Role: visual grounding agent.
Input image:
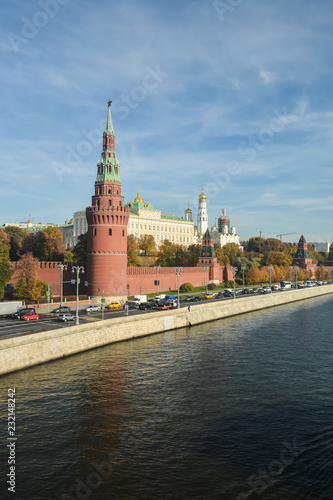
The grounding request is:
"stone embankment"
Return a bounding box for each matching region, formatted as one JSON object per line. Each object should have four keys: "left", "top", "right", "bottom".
{"left": 1, "top": 285, "right": 332, "bottom": 375}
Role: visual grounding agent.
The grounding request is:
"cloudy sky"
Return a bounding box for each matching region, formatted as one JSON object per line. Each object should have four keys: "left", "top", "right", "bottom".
{"left": 1, "top": 0, "right": 333, "bottom": 242}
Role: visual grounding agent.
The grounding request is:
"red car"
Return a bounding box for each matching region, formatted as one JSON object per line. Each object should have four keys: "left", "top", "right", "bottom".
{"left": 21, "top": 311, "right": 39, "bottom": 321}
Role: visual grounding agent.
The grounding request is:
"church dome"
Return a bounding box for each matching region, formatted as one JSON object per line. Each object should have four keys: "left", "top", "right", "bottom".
{"left": 199, "top": 188, "right": 207, "bottom": 202}
{"left": 133, "top": 191, "right": 144, "bottom": 203}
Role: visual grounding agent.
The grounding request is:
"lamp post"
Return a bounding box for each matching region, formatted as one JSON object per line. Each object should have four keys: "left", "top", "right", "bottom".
{"left": 268, "top": 266, "right": 273, "bottom": 293}
{"left": 58, "top": 264, "right": 67, "bottom": 307}
{"left": 204, "top": 266, "right": 210, "bottom": 294}
{"left": 232, "top": 267, "right": 238, "bottom": 299}
{"left": 241, "top": 266, "right": 246, "bottom": 290}
{"left": 72, "top": 266, "right": 84, "bottom": 325}
{"left": 155, "top": 266, "right": 160, "bottom": 297}
{"left": 294, "top": 265, "right": 298, "bottom": 290}
{"left": 174, "top": 267, "right": 182, "bottom": 308}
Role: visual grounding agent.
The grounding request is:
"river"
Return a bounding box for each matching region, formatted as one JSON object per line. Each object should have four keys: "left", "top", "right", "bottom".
{"left": 0, "top": 294, "right": 332, "bottom": 499}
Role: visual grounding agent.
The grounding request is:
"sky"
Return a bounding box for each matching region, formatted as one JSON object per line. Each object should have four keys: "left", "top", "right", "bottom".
{"left": 1, "top": 0, "right": 333, "bottom": 243}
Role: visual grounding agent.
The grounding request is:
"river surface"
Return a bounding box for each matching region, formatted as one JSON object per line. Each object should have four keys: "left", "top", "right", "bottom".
{"left": 0, "top": 295, "right": 332, "bottom": 500}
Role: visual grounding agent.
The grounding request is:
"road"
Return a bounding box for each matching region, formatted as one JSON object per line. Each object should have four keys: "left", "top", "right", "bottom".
{"left": 0, "top": 287, "right": 305, "bottom": 340}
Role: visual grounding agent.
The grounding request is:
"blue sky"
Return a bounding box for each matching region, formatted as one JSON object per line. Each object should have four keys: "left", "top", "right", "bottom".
{"left": 1, "top": 0, "right": 333, "bottom": 243}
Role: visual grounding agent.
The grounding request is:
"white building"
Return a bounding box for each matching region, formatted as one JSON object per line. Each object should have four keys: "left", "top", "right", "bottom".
{"left": 211, "top": 207, "right": 240, "bottom": 247}
{"left": 197, "top": 188, "right": 208, "bottom": 237}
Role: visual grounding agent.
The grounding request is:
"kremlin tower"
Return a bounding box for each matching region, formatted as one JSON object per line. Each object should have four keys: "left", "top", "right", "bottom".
{"left": 197, "top": 187, "right": 208, "bottom": 237}
{"left": 86, "top": 101, "right": 129, "bottom": 301}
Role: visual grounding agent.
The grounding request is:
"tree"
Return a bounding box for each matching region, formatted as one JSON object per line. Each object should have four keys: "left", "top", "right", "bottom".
{"left": 73, "top": 233, "right": 87, "bottom": 263}
{"left": 156, "top": 240, "right": 176, "bottom": 267}
{"left": 0, "top": 243, "right": 13, "bottom": 300}
{"left": 247, "top": 267, "right": 261, "bottom": 285}
{"left": 138, "top": 235, "right": 156, "bottom": 256}
{"left": 222, "top": 243, "right": 243, "bottom": 266}
{"left": 183, "top": 244, "right": 202, "bottom": 267}
{"left": 13, "top": 253, "right": 43, "bottom": 302}
{"left": 41, "top": 227, "right": 66, "bottom": 261}
{"left": 5, "top": 226, "right": 29, "bottom": 261}
{"left": 267, "top": 251, "right": 292, "bottom": 267}
{"left": 127, "top": 235, "right": 139, "bottom": 266}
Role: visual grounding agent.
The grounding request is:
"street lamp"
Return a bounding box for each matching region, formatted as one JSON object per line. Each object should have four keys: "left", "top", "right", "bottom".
{"left": 174, "top": 267, "right": 183, "bottom": 309}
{"left": 241, "top": 266, "right": 246, "bottom": 290}
{"left": 268, "top": 266, "right": 273, "bottom": 293}
{"left": 232, "top": 267, "right": 238, "bottom": 299}
{"left": 294, "top": 265, "right": 298, "bottom": 289}
{"left": 72, "top": 266, "right": 84, "bottom": 325}
{"left": 155, "top": 266, "right": 160, "bottom": 297}
{"left": 58, "top": 264, "right": 67, "bottom": 307}
{"left": 204, "top": 266, "right": 210, "bottom": 294}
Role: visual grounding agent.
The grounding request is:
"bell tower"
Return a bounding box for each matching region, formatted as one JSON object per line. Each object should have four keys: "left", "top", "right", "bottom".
{"left": 86, "top": 101, "right": 129, "bottom": 301}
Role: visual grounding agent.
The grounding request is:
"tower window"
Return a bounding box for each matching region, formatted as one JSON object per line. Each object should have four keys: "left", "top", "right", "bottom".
{"left": 122, "top": 229, "right": 125, "bottom": 237}
{"left": 108, "top": 189, "right": 111, "bottom": 194}
{"left": 93, "top": 228, "right": 96, "bottom": 236}
{"left": 109, "top": 228, "right": 112, "bottom": 236}
{"left": 109, "top": 200, "right": 112, "bottom": 206}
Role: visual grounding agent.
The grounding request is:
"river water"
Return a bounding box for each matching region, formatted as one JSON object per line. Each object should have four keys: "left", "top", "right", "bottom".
{"left": 0, "top": 295, "right": 332, "bottom": 500}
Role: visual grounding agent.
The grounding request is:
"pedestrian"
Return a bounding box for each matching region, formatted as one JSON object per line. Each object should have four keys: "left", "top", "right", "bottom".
{"left": 188, "top": 305, "right": 191, "bottom": 312}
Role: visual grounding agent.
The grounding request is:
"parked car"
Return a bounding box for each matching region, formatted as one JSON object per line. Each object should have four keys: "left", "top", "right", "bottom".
{"left": 216, "top": 292, "right": 224, "bottom": 299}
{"left": 260, "top": 286, "right": 271, "bottom": 294}
{"left": 242, "top": 288, "right": 251, "bottom": 294}
{"left": 51, "top": 306, "right": 71, "bottom": 314}
{"left": 11, "top": 307, "right": 36, "bottom": 319}
{"left": 250, "top": 288, "right": 259, "bottom": 294}
{"left": 223, "top": 290, "right": 233, "bottom": 297}
{"left": 204, "top": 293, "right": 214, "bottom": 299}
{"left": 107, "top": 302, "right": 122, "bottom": 310}
{"left": 21, "top": 311, "right": 39, "bottom": 321}
{"left": 84, "top": 305, "right": 101, "bottom": 313}
{"left": 57, "top": 313, "right": 75, "bottom": 322}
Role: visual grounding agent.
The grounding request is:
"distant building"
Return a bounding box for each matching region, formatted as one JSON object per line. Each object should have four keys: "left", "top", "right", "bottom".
{"left": 197, "top": 187, "right": 208, "bottom": 237}
{"left": 309, "top": 242, "right": 330, "bottom": 253}
{"left": 211, "top": 207, "right": 240, "bottom": 248}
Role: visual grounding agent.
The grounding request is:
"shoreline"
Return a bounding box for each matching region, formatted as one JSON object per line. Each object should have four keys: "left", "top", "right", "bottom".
{"left": 1, "top": 285, "right": 332, "bottom": 376}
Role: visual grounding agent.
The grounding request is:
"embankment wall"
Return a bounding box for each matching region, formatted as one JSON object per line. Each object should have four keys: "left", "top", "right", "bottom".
{"left": 1, "top": 285, "right": 332, "bottom": 376}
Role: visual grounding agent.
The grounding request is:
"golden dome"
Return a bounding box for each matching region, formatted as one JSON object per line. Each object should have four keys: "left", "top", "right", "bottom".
{"left": 185, "top": 207, "right": 192, "bottom": 213}
{"left": 133, "top": 191, "right": 144, "bottom": 203}
{"left": 199, "top": 187, "right": 206, "bottom": 202}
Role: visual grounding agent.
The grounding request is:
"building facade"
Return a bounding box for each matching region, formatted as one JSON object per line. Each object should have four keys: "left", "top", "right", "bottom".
{"left": 211, "top": 207, "right": 240, "bottom": 247}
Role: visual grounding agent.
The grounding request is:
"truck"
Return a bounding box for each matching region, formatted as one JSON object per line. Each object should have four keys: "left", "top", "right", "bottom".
{"left": 0, "top": 301, "right": 23, "bottom": 317}
{"left": 132, "top": 295, "right": 147, "bottom": 304}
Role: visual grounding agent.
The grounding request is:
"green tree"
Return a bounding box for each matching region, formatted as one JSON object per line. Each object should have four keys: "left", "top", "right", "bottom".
{"left": 222, "top": 243, "right": 243, "bottom": 266}
{"left": 5, "top": 226, "right": 29, "bottom": 261}
{"left": 0, "top": 243, "right": 13, "bottom": 300}
{"left": 73, "top": 233, "right": 87, "bottom": 263}
{"left": 41, "top": 227, "right": 66, "bottom": 261}
{"left": 266, "top": 251, "right": 292, "bottom": 267}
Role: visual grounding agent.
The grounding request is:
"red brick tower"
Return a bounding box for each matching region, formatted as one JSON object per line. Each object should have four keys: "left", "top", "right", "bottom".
{"left": 86, "top": 101, "right": 129, "bottom": 301}
{"left": 197, "top": 229, "right": 220, "bottom": 282}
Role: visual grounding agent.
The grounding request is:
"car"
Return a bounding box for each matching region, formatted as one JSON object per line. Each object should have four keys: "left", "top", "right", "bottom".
{"left": 223, "top": 290, "right": 233, "bottom": 297}
{"left": 241, "top": 288, "right": 251, "bottom": 294}
{"left": 11, "top": 307, "right": 36, "bottom": 319}
{"left": 216, "top": 292, "right": 224, "bottom": 299}
{"left": 58, "top": 313, "right": 75, "bottom": 322}
{"left": 139, "top": 302, "right": 153, "bottom": 310}
{"left": 204, "top": 293, "right": 214, "bottom": 299}
{"left": 51, "top": 306, "right": 71, "bottom": 314}
{"left": 84, "top": 305, "right": 101, "bottom": 313}
{"left": 260, "top": 286, "right": 271, "bottom": 294}
{"left": 250, "top": 288, "right": 259, "bottom": 294}
{"left": 272, "top": 285, "right": 279, "bottom": 291}
{"left": 21, "top": 311, "right": 39, "bottom": 321}
{"left": 107, "top": 302, "right": 122, "bottom": 310}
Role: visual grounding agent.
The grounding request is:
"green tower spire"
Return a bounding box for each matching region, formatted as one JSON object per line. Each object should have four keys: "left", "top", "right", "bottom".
{"left": 105, "top": 100, "right": 114, "bottom": 134}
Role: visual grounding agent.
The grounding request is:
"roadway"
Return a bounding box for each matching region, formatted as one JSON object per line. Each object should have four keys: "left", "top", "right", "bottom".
{"left": 0, "top": 289, "right": 288, "bottom": 340}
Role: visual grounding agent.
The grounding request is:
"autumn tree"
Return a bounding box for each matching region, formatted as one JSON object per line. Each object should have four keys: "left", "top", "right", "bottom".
{"left": 247, "top": 267, "right": 261, "bottom": 285}
{"left": 266, "top": 251, "right": 292, "bottom": 267}
{"left": 41, "top": 227, "right": 66, "bottom": 261}
{"left": 127, "top": 235, "right": 139, "bottom": 266}
{"left": 14, "top": 252, "right": 44, "bottom": 302}
{"left": 183, "top": 244, "right": 202, "bottom": 267}
{"left": 0, "top": 243, "right": 13, "bottom": 300}
{"left": 138, "top": 235, "right": 157, "bottom": 256}
{"left": 222, "top": 243, "right": 243, "bottom": 266}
